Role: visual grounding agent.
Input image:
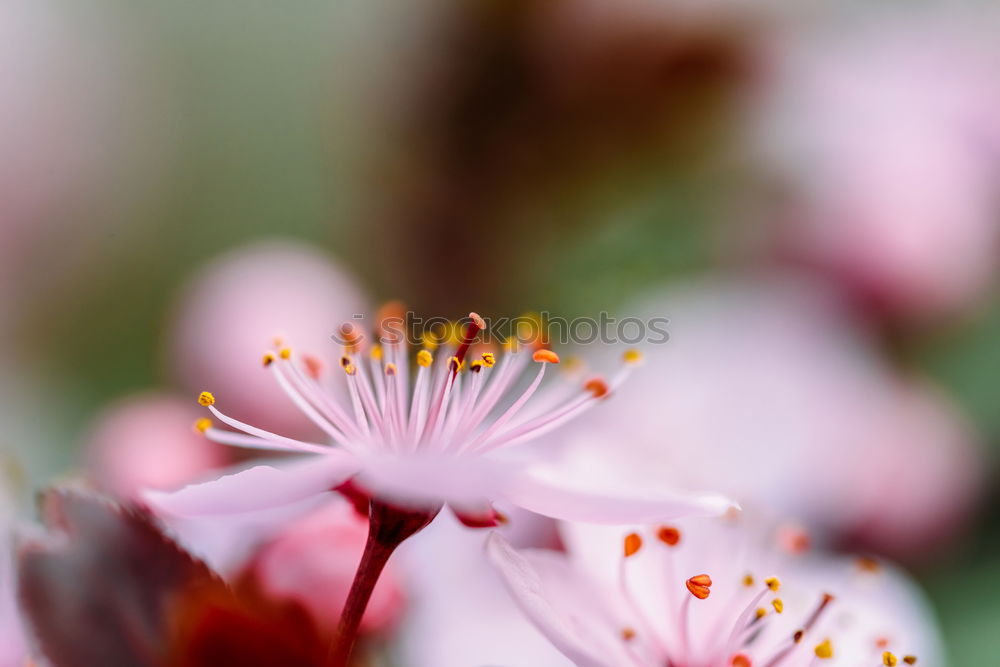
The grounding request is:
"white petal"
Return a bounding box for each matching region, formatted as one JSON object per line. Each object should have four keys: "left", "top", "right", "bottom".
{"left": 485, "top": 533, "right": 628, "bottom": 667}
{"left": 504, "top": 468, "right": 735, "bottom": 524}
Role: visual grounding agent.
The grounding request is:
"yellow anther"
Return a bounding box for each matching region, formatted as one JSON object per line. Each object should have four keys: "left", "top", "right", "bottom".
{"left": 343, "top": 363, "right": 357, "bottom": 376}
{"left": 481, "top": 352, "right": 496, "bottom": 367}
{"left": 197, "top": 391, "right": 215, "bottom": 407}
{"left": 194, "top": 418, "right": 211, "bottom": 434}
{"left": 279, "top": 347, "right": 291, "bottom": 360}
{"left": 772, "top": 598, "right": 784, "bottom": 614}
{"left": 417, "top": 349, "right": 433, "bottom": 367}
{"left": 262, "top": 352, "right": 275, "bottom": 367}
{"left": 765, "top": 577, "right": 781, "bottom": 592}
{"left": 883, "top": 652, "right": 898, "bottom": 667}
{"left": 755, "top": 607, "right": 767, "bottom": 620}
{"left": 384, "top": 363, "right": 398, "bottom": 376}
{"left": 624, "top": 533, "right": 642, "bottom": 557}
{"left": 371, "top": 345, "right": 383, "bottom": 361}
{"left": 743, "top": 574, "right": 755, "bottom": 587}
{"left": 470, "top": 360, "right": 484, "bottom": 372}
{"left": 814, "top": 639, "right": 833, "bottom": 659}
{"left": 448, "top": 356, "right": 463, "bottom": 372}
{"left": 623, "top": 349, "right": 642, "bottom": 364}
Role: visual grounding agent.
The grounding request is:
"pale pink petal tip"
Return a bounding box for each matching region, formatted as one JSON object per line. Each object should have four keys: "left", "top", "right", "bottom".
{"left": 143, "top": 453, "right": 359, "bottom": 518}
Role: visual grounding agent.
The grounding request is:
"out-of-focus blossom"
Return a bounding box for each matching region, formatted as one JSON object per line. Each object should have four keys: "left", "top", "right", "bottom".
{"left": 84, "top": 392, "right": 228, "bottom": 499}
{"left": 149, "top": 309, "right": 732, "bottom": 532}
{"left": 488, "top": 516, "right": 944, "bottom": 666}
{"left": 168, "top": 241, "right": 369, "bottom": 436}
{"left": 19, "top": 490, "right": 328, "bottom": 667}
{"left": 842, "top": 383, "right": 983, "bottom": 558}
{"left": 560, "top": 276, "right": 982, "bottom": 560}
{"left": 751, "top": 15, "right": 1000, "bottom": 321}
{"left": 240, "top": 501, "right": 404, "bottom": 635}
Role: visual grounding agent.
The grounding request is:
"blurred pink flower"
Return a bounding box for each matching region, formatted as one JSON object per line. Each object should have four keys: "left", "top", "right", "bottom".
{"left": 84, "top": 392, "right": 228, "bottom": 499}
{"left": 168, "top": 240, "right": 369, "bottom": 436}
{"left": 560, "top": 276, "right": 982, "bottom": 559}
{"left": 752, "top": 15, "right": 1000, "bottom": 321}
{"left": 488, "top": 516, "right": 943, "bottom": 666}
{"left": 241, "top": 501, "right": 404, "bottom": 635}
{"left": 149, "top": 310, "right": 732, "bottom": 532}
{"left": 843, "top": 382, "right": 983, "bottom": 559}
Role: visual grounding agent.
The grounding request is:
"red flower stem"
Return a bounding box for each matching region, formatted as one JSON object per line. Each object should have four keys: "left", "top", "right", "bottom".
{"left": 328, "top": 500, "right": 438, "bottom": 667}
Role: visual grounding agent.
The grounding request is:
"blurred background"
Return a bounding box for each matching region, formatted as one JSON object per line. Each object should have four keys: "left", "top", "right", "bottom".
{"left": 2, "top": 0, "right": 999, "bottom": 661}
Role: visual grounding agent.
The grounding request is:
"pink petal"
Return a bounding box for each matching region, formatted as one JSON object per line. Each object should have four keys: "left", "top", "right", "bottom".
{"left": 143, "top": 452, "right": 360, "bottom": 517}
{"left": 354, "top": 454, "right": 509, "bottom": 511}
{"left": 484, "top": 533, "right": 626, "bottom": 667}
{"left": 504, "top": 469, "right": 735, "bottom": 524}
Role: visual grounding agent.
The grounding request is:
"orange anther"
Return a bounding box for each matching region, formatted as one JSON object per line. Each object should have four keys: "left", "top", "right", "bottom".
{"left": 686, "top": 574, "right": 712, "bottom": 600}
{"left": 624, "top": 533, "right": 642, "bottom": 557}
{"left": 584, "top": 377, "right": 609, "bottom": 398}
{"left": 533, "top": 349, "right": 560, "bottom": 364}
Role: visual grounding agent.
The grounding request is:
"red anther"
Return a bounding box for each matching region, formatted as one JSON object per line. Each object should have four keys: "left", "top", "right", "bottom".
{"left": 656, "top": 526, "right": 681, "bottom": 546}
{"left": 686, "top": 574, "right": 712, "bottom": 599}
{"left": 584, "top": 377, "right": 609, "bottom": 398}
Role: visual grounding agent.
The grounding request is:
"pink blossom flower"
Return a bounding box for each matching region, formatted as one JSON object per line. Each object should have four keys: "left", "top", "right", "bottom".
{"left": 168, "top": 240, "right": 369, "bottom": 436}
{"left": 751, "top": 15, "right": 1000, "bottom": 321}
{"left": 487, "top": 516, "right": 943, "bottom": 666}
{"left": 148, "top": 309, "right": 732, "bottom": 529}
{"left": 84, "top": 392, "right": 228, "bottom": 499}
{"left": 559, "top": 276, "right": 982, "bottom": 559}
